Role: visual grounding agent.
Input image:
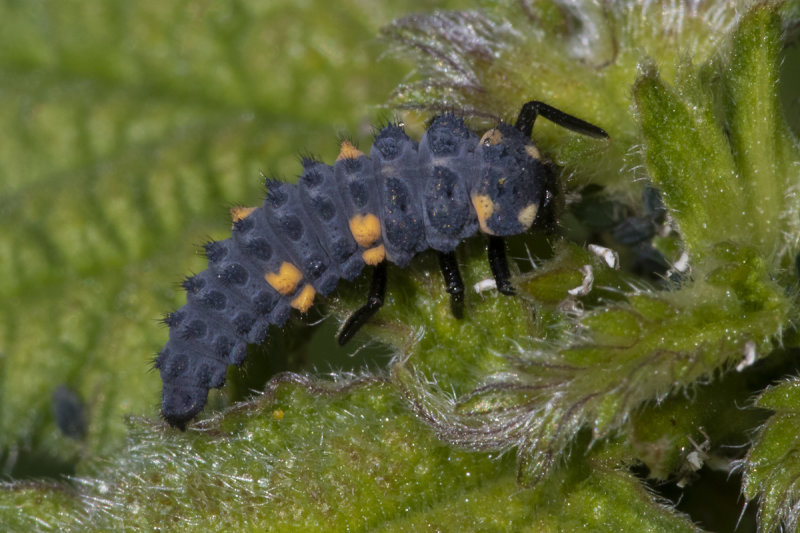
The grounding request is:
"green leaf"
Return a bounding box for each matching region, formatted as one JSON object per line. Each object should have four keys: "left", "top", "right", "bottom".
{"left": 0, "top": 379, "right": 700, "bottom": 531}
{"left": 0, "top": 480, "right": 80, "bottom": 531}
{"left": 393, "top": 241, "right": 791, "bottom": 485}
{"left": 742, "top": 378, "right": 800, "bottom": 532}
{"left": 634, "top": 65, "right": 746, "bottom": 254}
{"left": 722, "top": 6, "right": 798, "bottom": 253}
{"left": 634, "top": 5, "right": 800, "bottom": 260}
{"left": 0, "top": 0, "right": 470, "bottom": 476}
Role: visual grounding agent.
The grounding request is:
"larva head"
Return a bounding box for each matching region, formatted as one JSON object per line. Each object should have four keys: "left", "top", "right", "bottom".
{"left": 471, "top": 123, "right": 553, "bottom": 236}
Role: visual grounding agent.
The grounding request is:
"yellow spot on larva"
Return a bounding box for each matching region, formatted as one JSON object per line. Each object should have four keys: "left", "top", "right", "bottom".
{"left": 265, "top": 262, "right": 303, "bottom": 295}
{"left": 230, "top": 205, "right": 257, "bottom": 222}
{"left": 480, "top": 128, "right": 503, "bottom": 146}
{"left": 273, "top": 409, "right": 285, "bottom": 420}
{"left": 349, "top": 213, "right": 382, "bottom": 247}
{"left": 362, "top": 244, "right": 386, "bottom": 265}
{"left": 517, "top": 203, "right": 538, "bottom": 229}
{"left": 336, "top": 141, "right": 364, "bottom": 161}
{"left": 290, "top": 283, "right": 316, "bottom": 313}
{"left": 471, "top": 193, "right": 495, "bottom": 235}
{"left": 525, "top": 145, "right": 541, "bottom": 160}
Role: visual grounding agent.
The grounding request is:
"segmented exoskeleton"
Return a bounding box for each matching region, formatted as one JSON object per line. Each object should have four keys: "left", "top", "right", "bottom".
{"left": 156, "top": 101, "right": 607, "bottom": 428}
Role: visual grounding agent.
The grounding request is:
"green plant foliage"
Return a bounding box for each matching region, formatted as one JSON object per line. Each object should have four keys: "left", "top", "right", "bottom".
{"left": 2, "top": 0, "right": 800, "bottom": 531}
{"left": 0, "top": 0, "right": 471, "bottom": 476}
{"left": 383, "top": 0, "right": 759, "bottom": 190}
{"left": 741, "top": 377, "right": 800, "bottom": 532}
{"left": 32, "top": 379, "right": 700, "bottom": 531}
{"left": 391, "top": 240, "right": 791, "bottom": 486}
{"left": 0, "top": 480, "right": 79, "bottom": 531}
{"left": 634, "top": 7, "right": 798, "bottom": 260}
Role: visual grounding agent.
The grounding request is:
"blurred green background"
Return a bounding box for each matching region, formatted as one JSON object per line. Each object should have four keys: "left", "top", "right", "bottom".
{"left": 0, "top": 0, "right": 473, "bottom": 479}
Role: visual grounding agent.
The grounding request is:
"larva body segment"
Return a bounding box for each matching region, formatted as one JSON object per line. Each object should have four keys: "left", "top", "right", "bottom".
{"left": 297, "top": 160, "right": 364, "bottom": 282}
{"left": 371, "top": 124, "right": 427, "bottom": 267}
{"left": 418, "top": 114, "right": 481, "bottom": 252}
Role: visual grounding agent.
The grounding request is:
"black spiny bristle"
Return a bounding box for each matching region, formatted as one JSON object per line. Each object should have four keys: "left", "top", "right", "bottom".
{"left": 299, "top": 161, "right": 324, "bottom": 187}
{"left": 265, "top": 177, "right": 288, "bottom": 207}
{"left": 161, "top": 310, "right": 185, "bottom": 327}
{"left": 375, "top": 121, "right": 405, "bottom": 139}
{"left": 181, "top": 275, "right": 205, "bottom": 293}
{"left": 233, "top": 215, "right": 254, "bottom": 233}
{"left": 203, "top": 241, "right": 227, "bottom": 263}
{"left": 299, "top": 152, "right": 321, "bottom": 169}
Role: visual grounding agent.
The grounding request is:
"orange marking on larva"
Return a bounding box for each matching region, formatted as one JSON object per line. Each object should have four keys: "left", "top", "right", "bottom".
{"left": 265, "top": 262, "right": 303, "bottom": 295}
{"left": 362, "top": 244, "right": 386, "bottom": 265}
{"left": 290, "top": 283, "right": 316, "bottom": 312}
{"left": 349, "top": 213, "right": 381, "bottom": 247}
{"left": 230, "top": 206, "right": 257, "bottom": 222}
{"left": 480, "top": 128, "right": 503, "bottom": 146}
{"left": 336, "top": 141, "right": 364, "bottom": 161}
{"left": 470, "top": 193, "right": 495, "bottom": 235}
{"left": 517, "top": 203, "right": 538, "bottom": 229}
{"left": 273, "top": 409, "right": 285, "bottom": 420}
{"left": 524, "top": 145, "right": 541, "bottom": 160}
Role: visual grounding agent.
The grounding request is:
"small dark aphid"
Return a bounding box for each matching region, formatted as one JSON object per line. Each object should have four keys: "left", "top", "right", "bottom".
{"left": 51, "top": 385, "right": 88, "bottom": 440}
{"left": 155, "top": 100, "right": 608, "bottom": 428}
{"left": 571, "top": 184, "right": 670, "bottom": 278}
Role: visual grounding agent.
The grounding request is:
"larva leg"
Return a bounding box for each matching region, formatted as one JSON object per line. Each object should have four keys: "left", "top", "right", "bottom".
{"left": 337, "top": 261, "right": 388, "bottom": 345}
{"left": 437, "top": 251, "right": 464, "bottom": 319}
{"left": 487, "top": 236, "right": 515, "bottom": 295}
{"left": 514, "top": 100, "right": 608, "bottom": 139}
